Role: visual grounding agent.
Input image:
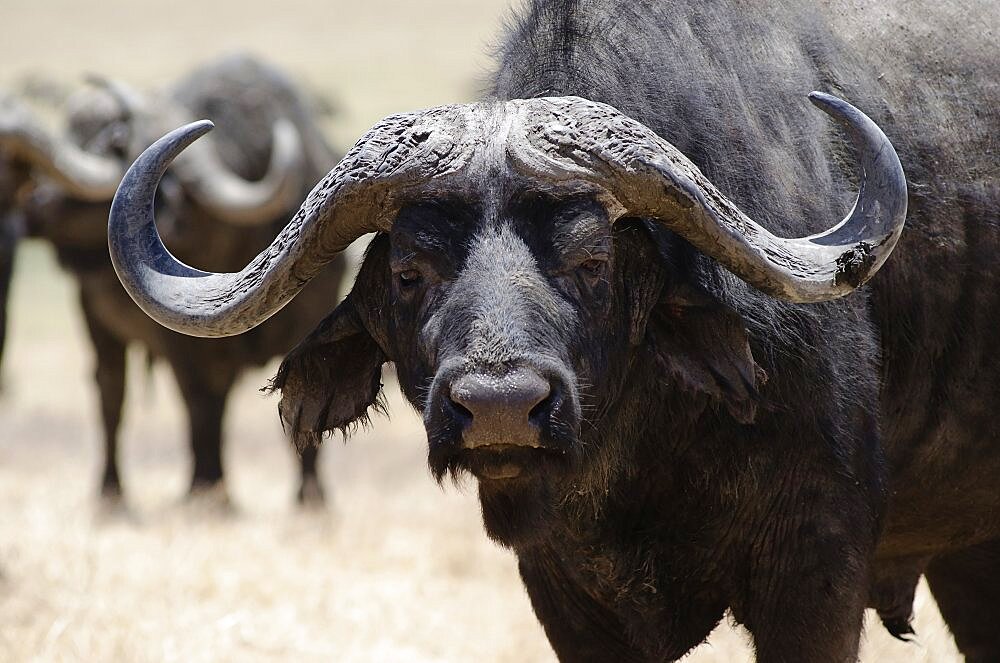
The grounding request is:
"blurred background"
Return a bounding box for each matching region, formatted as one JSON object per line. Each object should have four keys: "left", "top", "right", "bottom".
{"left": 0, "top": 1, "right": 963, "bottom": 661}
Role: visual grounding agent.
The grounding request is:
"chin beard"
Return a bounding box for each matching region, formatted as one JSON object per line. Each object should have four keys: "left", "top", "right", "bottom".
{"left": 425, "top": 422, "right": 584, "bottom": 549}
{"left": 477, "top": 478, "right": 561, "bottom": 550}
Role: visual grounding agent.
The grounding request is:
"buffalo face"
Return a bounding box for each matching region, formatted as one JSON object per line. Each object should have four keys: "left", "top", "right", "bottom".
{"left": 276, "top": 184, "right": 666, "bottom": 546}
{"left": 394, "top": 195, "right": 607, "bottom": 481}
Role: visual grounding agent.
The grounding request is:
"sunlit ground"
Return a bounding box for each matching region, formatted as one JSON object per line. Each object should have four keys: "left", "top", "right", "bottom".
{"left": 0, "top": 1, "right": 964, "bottom": 660}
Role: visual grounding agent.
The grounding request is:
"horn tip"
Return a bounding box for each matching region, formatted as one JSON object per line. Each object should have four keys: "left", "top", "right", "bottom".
{"left": 807, "top": 90, "right": 840, "bottom": 110}
{"left": 807, "top": 91, "right": 863, "bottom": 128}
{"left": 184, "top": 119, "right": 215, "bottom": 140}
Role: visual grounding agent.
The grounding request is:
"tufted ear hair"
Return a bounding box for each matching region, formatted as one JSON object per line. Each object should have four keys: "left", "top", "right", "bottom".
{"left": 614, "top": 219, "right": 670, "bottom": 347}
{"left": 649, "top": 281, "right": 767, "bottom": 425}
{"left": 269, "top": 235, "right": 391, "bottom": 450}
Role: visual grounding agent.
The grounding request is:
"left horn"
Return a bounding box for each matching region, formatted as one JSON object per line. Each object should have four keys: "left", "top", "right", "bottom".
{"left": 510, "top": 93, "right": 908, "bottom": 303}
{"left": 108, "top": 106, "right": 476, "bottom": 337}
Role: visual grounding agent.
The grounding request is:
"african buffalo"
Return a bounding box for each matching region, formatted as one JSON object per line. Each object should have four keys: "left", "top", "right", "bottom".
{"left": 108, "top": 1, "right": 998, "bottom": 661}
{"left": 0, "top": 55, "right": 345, "bottom": 503}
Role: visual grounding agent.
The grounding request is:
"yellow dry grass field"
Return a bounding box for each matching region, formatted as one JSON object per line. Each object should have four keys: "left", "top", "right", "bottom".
{"left": 0, "top": 1, "right": 964, "bottom": 661}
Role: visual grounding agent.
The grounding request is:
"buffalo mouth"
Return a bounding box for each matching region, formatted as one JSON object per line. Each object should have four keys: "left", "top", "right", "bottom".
{"left": 426, "top": 411, "right": 582, "bottom": 485}
{"left": 454, "top": 443, "right": 572, "bottom": 482}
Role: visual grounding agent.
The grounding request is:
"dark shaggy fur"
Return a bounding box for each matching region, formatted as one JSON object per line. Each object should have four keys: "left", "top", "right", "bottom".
{"left": 11, "top": 56, "right": 346, "bottom": 502}
{"left": 275, "top": 1, "right": 999, "bottom": 659}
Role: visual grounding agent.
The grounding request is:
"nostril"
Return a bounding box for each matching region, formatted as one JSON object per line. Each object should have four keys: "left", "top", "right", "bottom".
{"left": 528, "top": 383, "right": 557, "bottom": 423}
{"left": 447, "top": 391, "right": 474, "bottom": 421}
{"left": 519, "top": 372, "right": 551, "bottom": 409}
{"left": 448, "top": 381, "right": 477, "bottom": 419}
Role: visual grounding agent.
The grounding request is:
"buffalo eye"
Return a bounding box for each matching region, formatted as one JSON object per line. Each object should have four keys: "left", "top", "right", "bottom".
{"left": 577, "top": 256, "right": 609, "bottom": 282}
{"left": 398, "top": 268, "right": 423, "bottom": 287}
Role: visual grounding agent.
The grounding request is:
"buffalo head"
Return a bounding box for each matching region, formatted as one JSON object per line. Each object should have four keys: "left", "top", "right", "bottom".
{"left": 107, "top": 94, "right": 906, "bottom": 546}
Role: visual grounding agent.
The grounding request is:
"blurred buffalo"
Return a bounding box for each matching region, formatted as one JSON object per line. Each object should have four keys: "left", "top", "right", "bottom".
{"left": 0, "top": 55, "right": 347, "bottom": 505}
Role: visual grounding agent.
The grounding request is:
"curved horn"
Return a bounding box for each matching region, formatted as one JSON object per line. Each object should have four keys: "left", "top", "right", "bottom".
{"left": 169, "top": 117, "right": 308, "bottom": 225}
{"left": 0, "top": 103, "right": 123, "bottom": 202}
{"left": 509, "top": 92, "right": 907, "bottom": 303}
{"left": 109, "top": 107, "right": 476, "bottom": 337}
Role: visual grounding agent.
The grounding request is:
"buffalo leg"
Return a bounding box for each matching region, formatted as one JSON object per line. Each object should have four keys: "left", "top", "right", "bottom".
{"left": 742, "top": 553, "right": 868, "bottom": 663}
{"left": 0, "top": 221, "right": 15, "bottom": 384}
{"left": 736, "top": 479, "right": 874, "bottom": 663}
{"left": 170, "top": 357, "right": 235, "bottom": 491}
{"left": 79, "top": 292, "right": 127, "bottom": 497}
{"left": 925, "top": 540, "right": 1000, "bottom": 663}
{"left": 296, "top": 445, "right": 325, "bottom": 505}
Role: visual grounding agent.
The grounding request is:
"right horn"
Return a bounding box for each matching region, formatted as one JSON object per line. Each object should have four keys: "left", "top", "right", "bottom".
{"left": 510, "top": 93, "right": 908, "bottom": 303}
{"left": 108, "top": 105, "right": 476, "bottom": 337}
{"left": 0, "top": 98, "right": 123, "bottom": 202}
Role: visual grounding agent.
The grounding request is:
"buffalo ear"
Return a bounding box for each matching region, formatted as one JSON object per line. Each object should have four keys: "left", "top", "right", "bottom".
{"left": 650, "top": 284, "right": 767, "bottom": 424}
{"left": 269, "top": 294, "right": 387, "bottom": 450}
{"left": 614, "top": 219, "right": 670, "bottom": 346}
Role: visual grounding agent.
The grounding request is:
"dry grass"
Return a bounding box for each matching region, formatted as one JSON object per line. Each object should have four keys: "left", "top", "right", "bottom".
{"left": 0, "top": 2, "right": 965, "bottom": 661}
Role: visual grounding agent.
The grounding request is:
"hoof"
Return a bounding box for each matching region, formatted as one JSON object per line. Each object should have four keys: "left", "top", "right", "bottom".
{"left": 95, "top": 491, "right": 137, "bottom": 524}
{"left": 100, "top": 477, "right": 123, "bottom": 499}
{"left": 296, "top": 479, "right": 326, "bottom": 508}
{"left": 185, "top": 481, "right": 235, "bottom": 516}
